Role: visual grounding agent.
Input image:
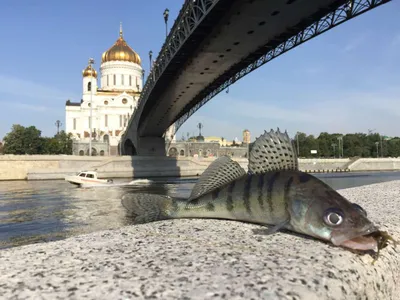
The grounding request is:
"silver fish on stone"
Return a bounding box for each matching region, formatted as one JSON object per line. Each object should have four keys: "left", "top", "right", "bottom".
{"left": 121, "top": 128, "right": 396, "bottom": 253}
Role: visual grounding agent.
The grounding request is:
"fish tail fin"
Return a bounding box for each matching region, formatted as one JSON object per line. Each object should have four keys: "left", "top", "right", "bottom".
{"left": 121, "top": 193, "right": 180, "bottom": 224}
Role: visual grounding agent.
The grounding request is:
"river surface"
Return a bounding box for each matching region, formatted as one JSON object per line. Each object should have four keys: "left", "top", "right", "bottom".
{"left": 1, "top": 171, "right": 400, "bottom": 250}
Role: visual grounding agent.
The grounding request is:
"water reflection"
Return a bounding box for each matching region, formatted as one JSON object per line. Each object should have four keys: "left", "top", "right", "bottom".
{"left": 1, "top": 171, "right": 400, "bottom": 249}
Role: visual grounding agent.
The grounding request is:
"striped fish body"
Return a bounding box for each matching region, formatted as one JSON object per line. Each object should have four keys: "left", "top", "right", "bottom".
{"left": 121, "top": 129, "right": 391, "bottom": 254}
{"left": 172, "top": 170, "right": 299, "bottom": 226}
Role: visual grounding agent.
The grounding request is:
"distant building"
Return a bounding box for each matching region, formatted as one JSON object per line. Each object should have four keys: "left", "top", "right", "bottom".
{"left": 242, "top": 129, "right": 251, "bottom": 144}
{"left": 167, "top": 141, "right": 248, "bottom": 158}
{"left": 65, "top": 24, "right": 176, "bottom": 156}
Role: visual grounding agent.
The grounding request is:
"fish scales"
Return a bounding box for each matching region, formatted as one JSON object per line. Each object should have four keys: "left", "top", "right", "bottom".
{"left": 121, "top": 128, "right": 395, "bottom": 257}
{"left": 175, "top": 172, "right": 294, "bottom": 226}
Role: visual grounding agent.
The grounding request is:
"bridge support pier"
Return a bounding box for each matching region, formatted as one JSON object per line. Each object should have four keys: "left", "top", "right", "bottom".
{"left": 137, "top": 137, "right": 167, "bottom": 156}
{"left": 121, "top": 135, "right": 166, "bottom": 156}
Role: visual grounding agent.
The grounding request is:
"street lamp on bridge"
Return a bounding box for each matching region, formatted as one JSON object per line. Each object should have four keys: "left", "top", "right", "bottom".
{"left": 149, "top": 50, "right": 153, "bottom": 71}
{"left": 163, "top": 8, "right": 169, "bottom": 38}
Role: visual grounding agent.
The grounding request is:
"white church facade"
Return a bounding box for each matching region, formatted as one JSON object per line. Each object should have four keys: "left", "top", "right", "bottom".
{"left": 65, "top": 24, "right": 176, "bottom": 156}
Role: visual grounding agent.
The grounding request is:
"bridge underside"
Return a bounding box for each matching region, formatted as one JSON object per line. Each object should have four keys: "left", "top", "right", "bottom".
{"left": 138, "top": 0, "right": 349, "bottom": 137}
{"left": 122, "top": 0, "right": 390, "bottom": 155}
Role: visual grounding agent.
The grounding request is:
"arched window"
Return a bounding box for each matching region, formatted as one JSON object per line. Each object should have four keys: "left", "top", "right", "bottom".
{"left": 180, "top": 149, "right": 185, "bottom": 156}
{"left": 107, "top": 75, "right": 109, "bottom": 86}
{"left": 103, "top": 134, "right": 109, "bottom": 143}
{"left": 168, "top": 147, "right": 178, "bottom": 157}
{"left": 87, "top": 82, "right": 91, "bottom": 91}
{"left": 129, "top": 75, "right": 132, "bottom": 86}
{"left": 79, "top": 150, "right": 84, "bottom": 156}
{"left": 121, "top": 75, "right": 124, "bottom": 85}
{"left": 113, "top": 74, "right": 116, "bottom": 85}
{"left": 100, "top": 150, "right": 105, "bottom": 156}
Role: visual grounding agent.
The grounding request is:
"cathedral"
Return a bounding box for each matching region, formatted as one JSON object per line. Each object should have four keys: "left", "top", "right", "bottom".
{"left": 65, "top": 24, "right": 175, "bottom": 156}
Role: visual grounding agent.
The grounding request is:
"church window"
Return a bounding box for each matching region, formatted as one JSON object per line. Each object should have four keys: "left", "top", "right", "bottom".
{"left": 73, "top": 118, "right": 76, "bottom": 130}
{"left": 122, "top": 98, "right": 127, "bottom": 104}
{"left": 121, "top": 75, "right": 124, "bottom": 85}
{"left": 107, "top": 75, "right": 109, "bottom": 86}
{"left": 87, "top": 82, "right": 91, "bottom": 91}
{"left": 105, "top": 115, "right": 108, "bottom": 127}
{"left": 104, "top": 100, "right": 108, "bottom": 105}
{"left": 129, "top": 75, "right": 132, "bottom": 86}
{"left": 113, "top": 74, "right": 116, "bottom": 85}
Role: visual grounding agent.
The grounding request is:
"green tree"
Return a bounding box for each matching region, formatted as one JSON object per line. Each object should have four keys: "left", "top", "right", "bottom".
{"left": 42, "top": 130, "right": 73, "bottom": 154}
{"left": 3, "top": 125, "right": 44, "bottom": 154}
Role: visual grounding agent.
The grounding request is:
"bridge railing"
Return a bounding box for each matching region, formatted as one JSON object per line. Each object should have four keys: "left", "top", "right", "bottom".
{"left": 123, "top": 0, "right": 219, "bottom": 140}
{"left": 171, "top": 0, "right": 391, "bottom": 135}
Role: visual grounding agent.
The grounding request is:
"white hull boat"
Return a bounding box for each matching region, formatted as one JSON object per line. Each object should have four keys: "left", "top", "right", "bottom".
{"left": 65, "top": 171, "right": 113, "bottom": 187}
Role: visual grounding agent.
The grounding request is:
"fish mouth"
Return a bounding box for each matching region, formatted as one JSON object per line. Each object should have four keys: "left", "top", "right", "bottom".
{"left": 331, "top": 224, "right": 379, "bottom": 251}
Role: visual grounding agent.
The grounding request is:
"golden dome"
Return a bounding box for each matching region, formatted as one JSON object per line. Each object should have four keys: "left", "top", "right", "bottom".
{"left": 101, "top": 24, "right": 141, "bottom": 65}
{"left": 82, "top": 64, "right": 97, "bottom": 78}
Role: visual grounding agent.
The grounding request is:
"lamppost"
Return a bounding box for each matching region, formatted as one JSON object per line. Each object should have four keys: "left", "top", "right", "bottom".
{"left": 55, "top": 120, "right": 62, "bottom": 135}
{"left": 331, "top": 143, "right": 337, "bottom": 158}
{"left": 197, "top": 122, "right": 203, "bottom": 136}
{"left": 149, "top": 50, "right": 153, "bottom": 71}
{"left": 163, "top": 8, "right": 169, "bottom": 38}
{"left": 337, "top": 136, "right": 343, "bottom": 158}
{"left": 88, "top": 58, "right": 95, "bottom": 156}
{"left": 295, "top": 132, "right": 300, "bottom": 156}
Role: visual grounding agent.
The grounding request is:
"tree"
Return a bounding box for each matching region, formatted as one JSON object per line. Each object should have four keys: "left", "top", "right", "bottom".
{"left": 3, "top": 124, "right": 44, "bottom": 154}
{"left": 42, "top": 130, "right": 73, "bottom": 155}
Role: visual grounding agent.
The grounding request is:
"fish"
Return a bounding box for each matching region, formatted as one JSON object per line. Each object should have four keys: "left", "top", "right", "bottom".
{"left": 121, "top": 128, "right": 396, "bottom": 255}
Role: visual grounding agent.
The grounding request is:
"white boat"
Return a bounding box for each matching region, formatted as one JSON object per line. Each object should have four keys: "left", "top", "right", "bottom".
{"left": 65, "top": 171, "right": 113, "bottom": 187}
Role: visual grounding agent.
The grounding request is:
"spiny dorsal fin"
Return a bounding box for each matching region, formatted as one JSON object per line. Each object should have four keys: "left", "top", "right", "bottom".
{"left": 248, "top": 128, "right": 298, "bottom": 174}
{"left": 188, "top": 156, "right": 246, "bottom": 201}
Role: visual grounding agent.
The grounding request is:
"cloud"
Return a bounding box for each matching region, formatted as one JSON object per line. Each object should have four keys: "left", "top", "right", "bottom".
{"left": 177, "top": 88, "right": 400, "bottom": 141}
{"left": 177, "top": 114, "right": 244, "bottom": 141}
{"left": 0, "top": 74, "right": 79, "bottom": 101}
{"left": 391, "top": 34, "right": 400, "bottom": 47}
{"left": 6, "top": 102, "right": 51, "bottom": 112}
{"left": 341, "top": 34, "right": 368, "bottom": 53}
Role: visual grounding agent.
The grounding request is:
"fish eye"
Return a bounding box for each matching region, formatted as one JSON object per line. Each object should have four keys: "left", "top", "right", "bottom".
{"left": 352, "top": 203, "right": 367, "bottom": 217}
{"left": 323, "top": 209, "right": 344, "bottom": 226}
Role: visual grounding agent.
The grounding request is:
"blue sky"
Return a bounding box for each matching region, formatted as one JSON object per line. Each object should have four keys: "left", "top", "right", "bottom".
{"left": 0, "top": 1, "right": 399, "bottom": 142}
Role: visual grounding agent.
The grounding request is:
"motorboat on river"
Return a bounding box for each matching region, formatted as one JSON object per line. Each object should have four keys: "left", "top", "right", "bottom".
{"left": 65, "top": 171, "right": 113, "bottom": 187}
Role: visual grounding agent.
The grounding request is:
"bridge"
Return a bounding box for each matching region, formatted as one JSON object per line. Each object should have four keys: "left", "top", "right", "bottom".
{"left": 121, "top": 0, "right": 391, "bottom": 156}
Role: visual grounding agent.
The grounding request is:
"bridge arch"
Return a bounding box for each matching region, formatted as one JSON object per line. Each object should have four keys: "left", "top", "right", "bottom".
{"left": 124, "top": 139, "right": 137, "bottom": 156}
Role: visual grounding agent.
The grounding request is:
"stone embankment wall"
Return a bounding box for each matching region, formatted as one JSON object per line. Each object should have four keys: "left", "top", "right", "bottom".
{"left": 1, "top": 155, "right": 400, "bottom": 180}
{"left": 298, "top": 158, "right": 351, "bottom": 173}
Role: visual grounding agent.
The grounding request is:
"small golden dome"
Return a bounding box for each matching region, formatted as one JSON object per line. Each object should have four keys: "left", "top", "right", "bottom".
{"left": 101, "top": 23, "right": 141, "bottom": 65}
{"left": 82, "top": 65, "right": 97, "bottom": 78}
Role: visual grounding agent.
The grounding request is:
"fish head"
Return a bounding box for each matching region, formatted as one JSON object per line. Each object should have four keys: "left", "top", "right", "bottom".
{"left": 287, "top": 172, "right": 378, "bottom": 251}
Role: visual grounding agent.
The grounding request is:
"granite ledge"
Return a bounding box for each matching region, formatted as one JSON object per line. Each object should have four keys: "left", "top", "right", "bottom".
{"left": 0, "top": 180, "right": 399, "bottom": 300}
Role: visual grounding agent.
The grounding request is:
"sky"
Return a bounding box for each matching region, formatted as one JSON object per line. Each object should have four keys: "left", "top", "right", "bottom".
{"left": 0, "top": 0, "right": 399, "bottom": 142}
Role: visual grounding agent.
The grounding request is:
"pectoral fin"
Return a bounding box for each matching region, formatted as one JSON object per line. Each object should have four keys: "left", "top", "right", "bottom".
{"left": 252, "top": 219, "right": 290, "bottom": 235}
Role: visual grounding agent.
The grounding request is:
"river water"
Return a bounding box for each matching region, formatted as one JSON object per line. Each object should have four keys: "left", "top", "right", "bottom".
{"left": 1, "top": 171, "right": 400, "bottom": 250}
